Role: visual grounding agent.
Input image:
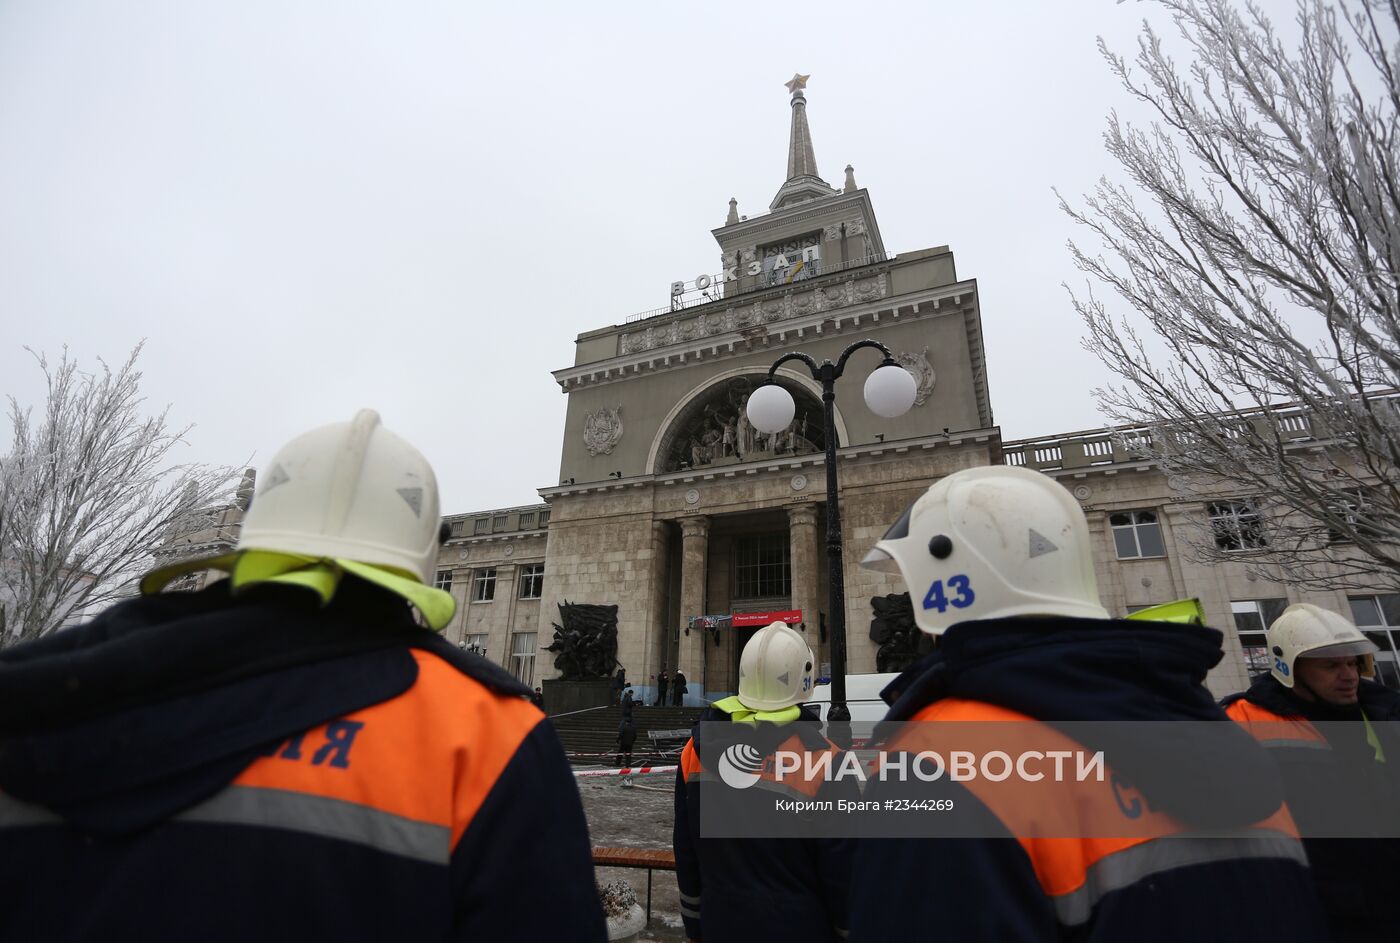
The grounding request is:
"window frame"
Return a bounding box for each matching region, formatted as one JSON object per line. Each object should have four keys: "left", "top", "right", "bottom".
{"left": 1108, "top": 509, "right": 1166, "bottom": 560}
{"left": 519, "top": 563, "right": 544, "bottom": 600}
{"left": 1230, "top": 598, "right": 1288, "bottom": 678}
{"left": 1208, "top": 499, "right": 1268, "bottom": 552}
{"left": 1349, "top": 593, "right": 1400, "bottom": 689}
{"left": 433, "top": 569, "right": 454, "bottom": 592}
{"left": 732, "top": 532, "right": 793, "bottom": 601}
{"left": 471, "top": 567, "right": 497, "bottom": 602}
{"left": 509, "top": 632, "right": 538, "bottom": 687}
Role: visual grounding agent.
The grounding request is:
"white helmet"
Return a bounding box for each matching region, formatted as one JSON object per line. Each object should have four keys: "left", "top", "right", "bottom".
{"left": 1266, "top": 603, "right": 1378, "bottom": 688}
{"left": 738, "top": 622, "right": 815, "bottom": 711}
{"left": 237, "top": 409, "right": 442, "bottom": 585}
{"left": 860, "top": 465, "right": 1109, "bottom": 634}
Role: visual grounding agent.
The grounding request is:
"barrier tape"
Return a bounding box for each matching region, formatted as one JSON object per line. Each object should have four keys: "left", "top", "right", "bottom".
{"left": 573, "top": 765, "right": 679, "bottom": 778}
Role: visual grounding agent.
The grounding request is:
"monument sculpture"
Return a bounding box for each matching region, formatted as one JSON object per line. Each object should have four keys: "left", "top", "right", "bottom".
{"left": 869, "top": 592, "right": 932, "bottom": 673}
{"left": 546, "top": 600, "right": 620, "bottom": 679}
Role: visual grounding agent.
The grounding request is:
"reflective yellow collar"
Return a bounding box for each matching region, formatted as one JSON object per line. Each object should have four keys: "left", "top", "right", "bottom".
{"left": 140, "top": 550, "right": 455, "bottom": 631}
{"left": 713, "top": 695, "right": 802, "bottom": 726}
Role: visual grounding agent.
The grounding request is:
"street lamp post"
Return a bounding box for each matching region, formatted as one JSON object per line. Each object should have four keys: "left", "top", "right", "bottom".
{"left": 747, "top": 339, "right": 916, "bottom": 733}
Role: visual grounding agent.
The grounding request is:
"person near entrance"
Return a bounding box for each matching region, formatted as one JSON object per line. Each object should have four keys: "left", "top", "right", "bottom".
{"left": 1223, "top": 603, "right": 1400, "bottom": 942}
{"left": 673, "top": 621, "right": 853, "bottom": 942}
{"left": 657, "top": 670, "right": 670, "bottom": 707}
{"left": 672, "top": 669, "right": 688, "bottom": 706}
{"left": 849, "top": 465, "right": 1325, "bottom": 941}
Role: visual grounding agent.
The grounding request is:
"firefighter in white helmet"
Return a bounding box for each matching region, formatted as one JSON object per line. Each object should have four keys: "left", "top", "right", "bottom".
{"left": 0, "top": 410, "right": 605, "bottom": 941}
{"left": 848, "top": 465, "right": 1325, "bottom": 941}
{"left": 1224, "top": 603, "right": 1400, "bottom": 940}
{"left": 673, "top": 621, "right": 854, "bottom": 942}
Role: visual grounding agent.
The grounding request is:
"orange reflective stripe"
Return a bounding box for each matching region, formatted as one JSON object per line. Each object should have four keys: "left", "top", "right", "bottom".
{"left": 903, "top": 698, "right": 1303, "bottom": 903}
{"left": 1224, "top": 699, "right": 1328, "bottom": 748}
{"left": 233, "top": 650, "right": 542, "bottom": 849}
{"left": 680, "top": 731, "right": 835, "bottom": 798}
{"left": 681, "top": 739, "right": 701, "bottom": 782}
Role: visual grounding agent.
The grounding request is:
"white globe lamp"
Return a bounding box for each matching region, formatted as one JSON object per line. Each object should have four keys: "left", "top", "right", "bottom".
{"left": 747, "top": 383, "right": 796, "bottom": 434}
{"left": 863, "top": 364, "right": 917, "bottom": 418}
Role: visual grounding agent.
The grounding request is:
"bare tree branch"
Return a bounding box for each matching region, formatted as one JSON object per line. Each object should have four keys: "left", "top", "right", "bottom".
{"left": 0, "top": 345, "right": 240, "bottom": 645}
{"left": 1062, "top": 0, "right": 1400, "bottom": 590}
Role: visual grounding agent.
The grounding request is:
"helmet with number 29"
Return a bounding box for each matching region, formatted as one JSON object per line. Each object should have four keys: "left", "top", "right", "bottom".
{"left": 860, "top": 465, "right": 1110, "bottom": 635}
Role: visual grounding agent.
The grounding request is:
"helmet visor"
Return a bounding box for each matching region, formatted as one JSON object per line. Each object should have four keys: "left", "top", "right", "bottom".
{"left": 880, "top": 501, "right": 916, "bottom": 542}
{"left": 860, "top": 498, "right": 917, "bottom": 572}
{"left": 860, "top": 545, "right": 901, "bottom": 572}
{"left": 1299, "top": 638, "right": 1380, "bottom": 660}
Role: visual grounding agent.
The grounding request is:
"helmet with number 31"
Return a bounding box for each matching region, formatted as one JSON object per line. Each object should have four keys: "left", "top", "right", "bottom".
{"left": 860, "top": 465, "right": 1110, "bottom": 635}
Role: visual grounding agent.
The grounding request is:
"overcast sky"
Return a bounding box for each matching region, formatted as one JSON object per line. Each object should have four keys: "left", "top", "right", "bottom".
{"left": 0, "top": 1, "right": 1263, "bottom": 514}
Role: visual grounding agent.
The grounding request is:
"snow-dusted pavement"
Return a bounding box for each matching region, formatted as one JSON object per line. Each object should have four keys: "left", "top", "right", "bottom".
{"left": 579, "top": 769, "right": 687, "bottom": 942}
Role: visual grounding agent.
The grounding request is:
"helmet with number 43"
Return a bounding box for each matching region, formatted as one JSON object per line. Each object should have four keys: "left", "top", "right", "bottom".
{"left": 860, "top": 465, "right": 1110, "bottom": 635}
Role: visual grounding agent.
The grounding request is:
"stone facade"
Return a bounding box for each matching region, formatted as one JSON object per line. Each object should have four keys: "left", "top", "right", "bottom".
{"left": 1003, "top": 431, "right": 1399, "bottom": 696}
{"left": 438, "top": 505, "right": 550, "bottom": 688}
{"left": 426, "top": 79, "right": 1398, "bottom": 708}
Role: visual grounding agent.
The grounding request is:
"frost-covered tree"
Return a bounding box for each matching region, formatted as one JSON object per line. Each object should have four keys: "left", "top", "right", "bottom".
{"left": 0, "top": 345, "right": 238, "bottom": 645}
{"left": 1061, "top": 0, "right": 1400, "bottom": 588}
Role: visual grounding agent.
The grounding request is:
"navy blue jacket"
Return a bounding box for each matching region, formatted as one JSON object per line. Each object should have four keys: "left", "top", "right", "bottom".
{"left": 0, "top": 580, "right": 605, "bottom": 942}
{"left": 850, "top": 617, "right": 1328, "bottom": 942}
{"left": 1224, "top": 674, "right": 1400, "bottom": 942}
{"left": 674, "top": 703, "right": 854, "bottom": 942}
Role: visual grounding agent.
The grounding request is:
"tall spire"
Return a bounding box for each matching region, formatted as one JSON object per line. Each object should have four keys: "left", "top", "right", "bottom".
{"left": 770, "top": 73, "right": 838, "bottom": 211}
{"left": 785, "top": 73, "right": 819, "bottom": 180}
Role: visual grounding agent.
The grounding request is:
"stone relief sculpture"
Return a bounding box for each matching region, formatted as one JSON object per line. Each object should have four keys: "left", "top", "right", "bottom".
{"left": 895, "top": 347, "right": 937, "bottom": 406}
{"left": 869, "top": 592, "right": 933, "bottom": 673}
{"left": 546, "top": 601, "right": 620, "bottom": 679}
{"left": 583, "top": 405, "right": 624, "bottom": 456}
{"left": 660, "top": 377, "right": 824, "bottom": 473}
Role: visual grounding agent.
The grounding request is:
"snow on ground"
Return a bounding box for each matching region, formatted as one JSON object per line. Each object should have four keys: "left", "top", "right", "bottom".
{"left": 579, "top": 769, "right": 687, "bottom": 942}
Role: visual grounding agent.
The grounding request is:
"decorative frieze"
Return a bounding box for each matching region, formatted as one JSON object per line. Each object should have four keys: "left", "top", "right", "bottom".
{"left": 619, "top": 273, "right": 889, "bottom": 355}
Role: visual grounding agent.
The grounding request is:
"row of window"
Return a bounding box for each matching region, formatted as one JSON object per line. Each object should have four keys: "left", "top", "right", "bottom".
{"left": 1111, "top": 491, "right": 1382, "bottom": 560}
{"left": 433, "top": 563, "right": 545, "bottom": 602}
{"left": 1109, "top": 501, "right": 1267, "bottom": 560}
{"left": 450, "top": 509, "right": 550, "bottom": 539}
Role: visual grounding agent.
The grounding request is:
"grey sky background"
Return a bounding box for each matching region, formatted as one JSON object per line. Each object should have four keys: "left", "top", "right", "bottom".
{"left": 0, "top": 1, "right": 1259, "bottom": 513}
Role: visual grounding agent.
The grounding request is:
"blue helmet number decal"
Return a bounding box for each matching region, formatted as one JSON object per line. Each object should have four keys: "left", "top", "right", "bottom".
{"left": 923, "top": 574, "right": 975, "bottom": 613}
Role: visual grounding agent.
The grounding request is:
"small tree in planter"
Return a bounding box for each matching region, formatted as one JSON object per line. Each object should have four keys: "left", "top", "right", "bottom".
{"left": 598, "top": 879, "right": 645, "bottom": 942}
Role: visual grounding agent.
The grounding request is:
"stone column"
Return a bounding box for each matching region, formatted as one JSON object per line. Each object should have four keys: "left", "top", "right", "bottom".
{"left": 678, "top": 516, "right": 710, "bottom": 697}
{"left": 646, "top": 520, "right": 672, "bottom": 694}
{"left": 788, "top": 503, "right": 820, "bottom": 638}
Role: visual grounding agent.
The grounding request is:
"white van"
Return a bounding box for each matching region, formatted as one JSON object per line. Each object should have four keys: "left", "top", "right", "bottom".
{"left": 806, "top": 673, "right": 900, "bottom": 723}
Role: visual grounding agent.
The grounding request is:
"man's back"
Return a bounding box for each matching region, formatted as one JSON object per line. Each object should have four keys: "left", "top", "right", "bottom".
{"left": 851, "top": 618, "right": 1328, "bottom": 941}
{"left": 0, "top": 581, "right": 605, "bottom": 942}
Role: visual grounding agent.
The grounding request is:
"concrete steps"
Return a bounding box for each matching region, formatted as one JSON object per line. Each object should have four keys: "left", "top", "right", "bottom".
{"left": 550, "top": 705, "right": 705, "bottom": 764}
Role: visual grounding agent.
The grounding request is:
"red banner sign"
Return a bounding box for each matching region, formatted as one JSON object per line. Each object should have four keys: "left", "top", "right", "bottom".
{"left": 731, "top": 609, "right": 803, "bottom": 627}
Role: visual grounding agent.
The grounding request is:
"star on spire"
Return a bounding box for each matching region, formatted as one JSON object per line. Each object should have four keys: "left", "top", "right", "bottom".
{"left": 784, "top": 73, "right": 810, "bottom": 95}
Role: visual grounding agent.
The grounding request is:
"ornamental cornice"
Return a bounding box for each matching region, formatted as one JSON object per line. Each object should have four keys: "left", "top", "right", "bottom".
{"left": 536, "top": 427, "right": 1000, "bottom": 498}
{"left": 552, "top": 278, "right": 980, "bottom": 393}
{"left": 710, "top": 190, "right": 875, "bottom": 240}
